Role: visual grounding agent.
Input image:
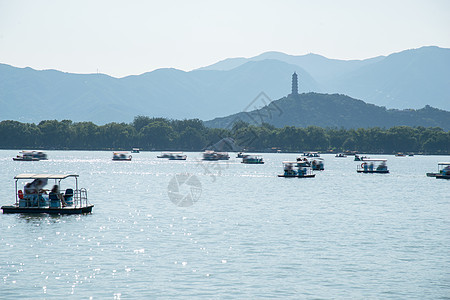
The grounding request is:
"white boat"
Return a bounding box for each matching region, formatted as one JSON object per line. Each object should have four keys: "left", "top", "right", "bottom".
{"left": 357, "top": 159, "right": 389, "bottom": 173}
{"left": 311, "top": 158, "right": 325, "bottom": 170}
{"left": 297, "top": 156, "right": 324, "bottom": 170}
{"left": 168, "top": 153, "right": 187, "bottom": 160}
{"left": 131, "top": 148, "right": 140, "bottom": 153}
{"left": 278, "top": 161, "right": 315, "bottom": 178}
{"left": 242, "top": 155, "right": 264, "bottom": 164}
{"left": 296, "top": 156, "right": 311, "bottom": 167}
{"left": 1, "top": 173, "right": 93, "bottom": 214}
{"left": 202, "top": 150, "right": 230, "bottom": 161}
{"left": 335, "top": 153, "right": 347, "bottom": 158}
{"left": 354, "top": 154, "right": 369, "bottom": 161}
{"left": 157, "top": 152, "right": 183, "bottom": 158}
{"left": 236, "top": 152, "right": 248, "bottom": 158}
{"left": 112, "top": 152, "right": 132, "bottom": 161}
{"left": 427, "top": 162, "right": 450, "bottom": 179}
{"left": 13, "top": 150, "right": 47, "bottom": 161}
{"left": 303, "top": 152, "right": 320, "bottom": 158}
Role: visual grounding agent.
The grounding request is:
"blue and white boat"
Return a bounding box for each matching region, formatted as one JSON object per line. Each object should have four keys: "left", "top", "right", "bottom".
{"left": 278, "top": 161, "right": 315, "bottom": 178}
{"left": 13, "top": 150, "right": 47, "bottom": 161}
{"left": 1, "top": 174, "right": 93, "bottom": 214}
{"left": 311, "top": 158, "right": 324, "bottom": 171}
{"left": 202, "top": 150, "right": 230, "bottom": 161}
{"left": 168, "top": 153, "right": 187, "bottom": 160}
{"left": 303, "top": 152, "right": 320, "bottom": 158}
{"left": 427, "top": 162, "right": 450, "bottom": 179}
{"left": 242, "top": 155, "right": 264, "bottom": 164}
{"left": 357, "top": 159, "right": 389, "bottom": 174}
{"left": 112, "top": 152, "right": 132, "bottom": 161}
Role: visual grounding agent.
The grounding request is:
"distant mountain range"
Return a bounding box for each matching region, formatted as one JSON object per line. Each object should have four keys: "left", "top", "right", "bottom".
{"left": 199, "top": 46, "right": 450, "bottom": 110}
{"left": 0, "top": 60, "right": 318, "bottom": 124}
{"left": 204, "top": 93, "right": 450, "bottom": 131}
{"left": 0, "top": 46, "right": 449, "bottom": 124}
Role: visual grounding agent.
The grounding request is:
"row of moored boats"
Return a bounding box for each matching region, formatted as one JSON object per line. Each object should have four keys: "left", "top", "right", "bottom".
{"left": 12, "top": 150, "right": 449, "bottom": 179}
{"left": 4, "top": 150, "right": 449, "bottom": 215}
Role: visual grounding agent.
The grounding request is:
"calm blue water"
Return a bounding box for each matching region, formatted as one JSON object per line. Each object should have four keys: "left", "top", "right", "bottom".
{"left": 1, "top": 150, "right": 449, "bottom": 298}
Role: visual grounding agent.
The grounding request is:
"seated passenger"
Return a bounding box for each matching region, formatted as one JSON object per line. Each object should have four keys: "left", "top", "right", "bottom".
{"left": 51, "top": 185, "right": 67, "bottom": 206}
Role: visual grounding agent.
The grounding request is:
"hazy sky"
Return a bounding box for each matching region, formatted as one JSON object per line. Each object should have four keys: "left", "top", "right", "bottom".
{"left": 1, "top": 0, "right": 449, "bottom": 77}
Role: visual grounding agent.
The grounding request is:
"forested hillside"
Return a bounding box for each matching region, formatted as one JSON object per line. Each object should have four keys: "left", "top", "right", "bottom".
{"left": 205, "top": 93, "right": 450, "bottom": 130}
{"left": 1, "top": 117, "right": 448, "bottom": 154}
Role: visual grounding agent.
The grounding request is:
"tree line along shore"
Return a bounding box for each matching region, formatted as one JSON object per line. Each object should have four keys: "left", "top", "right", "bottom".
{"left": 0, "top": 116, "right": 449, "bottom": 154}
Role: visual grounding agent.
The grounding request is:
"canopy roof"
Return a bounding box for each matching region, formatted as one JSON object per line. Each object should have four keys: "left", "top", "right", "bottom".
{"left": 14, "top": 174, "right": 78, "bottom": 180}
{"left": 438, "top": 162, "right": 450, "bottom": 165}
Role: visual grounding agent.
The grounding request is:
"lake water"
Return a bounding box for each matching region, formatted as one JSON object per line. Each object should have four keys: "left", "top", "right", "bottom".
{"left": 1, "top": 150, "right": 449, "bottom": 299}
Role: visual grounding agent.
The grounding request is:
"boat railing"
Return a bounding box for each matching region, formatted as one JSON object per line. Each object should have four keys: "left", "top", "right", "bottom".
{"left": 74, "top": 188, "right": 88, "bottom": 207}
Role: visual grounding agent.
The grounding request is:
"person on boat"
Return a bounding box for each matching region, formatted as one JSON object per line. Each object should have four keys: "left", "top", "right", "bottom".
{"left": 24, "top": 178, "right": 46, "bottom": 194}
{"left": 50, "top": 185, "right": 67, "bottom": 207}
{"left": 24, "top": 182, "right": 35, "bottom": 195}
{"left": 284, "top": 163, "right": 295, "bottom": 175}
{"left": 23, "top": 178, "right": 48, "bottom": 206}
{"left": 377, "top": 161, "right": 387, "bottom": 171}
{"left": 369, "top": 163, "right": 374, "bottom": 171}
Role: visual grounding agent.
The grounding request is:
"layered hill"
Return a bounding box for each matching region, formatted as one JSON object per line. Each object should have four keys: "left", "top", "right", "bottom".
{"left": 0, "top": 60, "right": 317, "bottom": 124}
{"left": 1, "top": 46, "right": 449, "bottom": 124}
{"left": 200, "top": 46, "right": 450, "bottom": 111}
{"left": 204, "top": 93, "right": 450, "bottom": 131}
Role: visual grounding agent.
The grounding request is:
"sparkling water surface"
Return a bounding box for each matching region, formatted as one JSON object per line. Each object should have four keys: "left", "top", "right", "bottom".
{"left": 1, "top": 150, "right": 449, "bottom": 298}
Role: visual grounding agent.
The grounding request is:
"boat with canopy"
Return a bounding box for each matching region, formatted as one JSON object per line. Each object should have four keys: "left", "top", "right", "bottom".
{"left": 278, "top": 161, "right": 315, "bottom": 178}
{"left": 1, "top": 174, "right": 93, "bottom": 214}
{"left": 357, "top": 159, "right": 389, "bottom": 174}
{"left": 427, "top": 162, "right": 450, "bottom": 179}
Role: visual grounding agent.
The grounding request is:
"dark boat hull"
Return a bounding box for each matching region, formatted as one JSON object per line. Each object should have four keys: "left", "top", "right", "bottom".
{"left": 1, "top": 205, "right": 94, "bottom": 214}
{"left": 435, "top": 174, "right": 450, "bottom": 179}
{"left": 12, "top": 158, "right": 39, "bottom": 161}
{"left": 278, "top": 174, "right": 315, "bottom": 178}
{"left": 426, "top": 172, "right": 439, "bottom": 177}
{"left": 357, "top": 170, "right": 389, "bottom": 174}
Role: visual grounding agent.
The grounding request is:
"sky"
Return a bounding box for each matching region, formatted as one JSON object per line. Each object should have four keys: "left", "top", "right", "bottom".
{"left": 0, "top": 0, "right": 449, "bottom": 78}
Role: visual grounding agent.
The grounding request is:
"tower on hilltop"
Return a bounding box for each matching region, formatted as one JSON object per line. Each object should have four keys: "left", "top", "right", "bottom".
{"left": 291, "top": 72, "right": 298, "bottom": 95}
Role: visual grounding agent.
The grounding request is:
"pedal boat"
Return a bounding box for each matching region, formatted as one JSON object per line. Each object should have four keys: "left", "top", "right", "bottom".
{"left": 242, "top": 155, "right": 264, "bottom": 164}
{"left": 168, "top": 153, "right": 187, "bottom": 160}
{"left": 357, "top": 159, "right": 389, "bottom": 174}
{"left": 1, "top": 174, "right": 93, "bottom": 214}
{"left": 12, "top": 150, "right": 47, "bottom": 161}
{"left": 427, "top": 162, "right": 450, "bottom": 179}
{"left": 112, "top": 152, "right": 132, "bottom": 161}
{"left": 278, "top": 162, "right": 315, "bottom": 178}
